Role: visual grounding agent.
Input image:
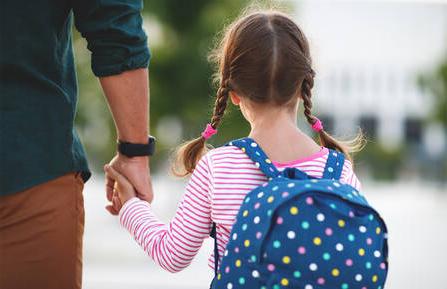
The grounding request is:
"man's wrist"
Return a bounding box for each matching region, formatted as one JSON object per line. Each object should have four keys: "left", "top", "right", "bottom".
{"left": 117, "top": 136, "right": 155, "bottom": 157}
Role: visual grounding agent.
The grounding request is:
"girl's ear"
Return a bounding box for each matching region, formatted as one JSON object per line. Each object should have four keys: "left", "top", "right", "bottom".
{"left": 230, "top": 91, "right": 241, "bottom": 106}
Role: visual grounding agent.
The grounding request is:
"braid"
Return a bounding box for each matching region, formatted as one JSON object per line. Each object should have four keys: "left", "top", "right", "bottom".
{"left": 172, "top": 78, "right": 231, "bottom": 177}
{"left": 301, "top": 70, "right": 316, "bottom": 125}
{"left": 300, "top": 69, "right": 360, "bottom": 162}
{"left": 211, "top": 79, "right": 231, "bottom": 129}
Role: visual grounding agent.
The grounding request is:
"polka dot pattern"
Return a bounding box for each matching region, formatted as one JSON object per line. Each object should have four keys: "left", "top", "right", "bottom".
{"left": 212, "top": 138, "right": 388, "bottom": 289}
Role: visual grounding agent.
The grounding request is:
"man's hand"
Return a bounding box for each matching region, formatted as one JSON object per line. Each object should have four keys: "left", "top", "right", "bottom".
{"left": 105, "top": 154, "right": 153, "bottom": 215}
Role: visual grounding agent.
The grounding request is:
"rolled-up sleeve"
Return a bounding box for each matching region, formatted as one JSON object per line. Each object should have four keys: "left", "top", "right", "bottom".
{"left": 72, "top": 0, "right": 150, "bottom": 77}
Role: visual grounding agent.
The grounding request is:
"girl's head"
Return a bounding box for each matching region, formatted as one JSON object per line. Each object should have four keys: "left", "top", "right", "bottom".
{"left": 174, "top": 10, "right": 363, "bottom": 176}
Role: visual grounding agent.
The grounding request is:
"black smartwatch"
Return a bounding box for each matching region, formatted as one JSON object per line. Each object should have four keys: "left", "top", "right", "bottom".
{"left": 117, "top": 135, "right": 156, "bottom": 157}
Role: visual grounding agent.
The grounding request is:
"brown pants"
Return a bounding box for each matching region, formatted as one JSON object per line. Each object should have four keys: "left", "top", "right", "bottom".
{"left": 0, "top": 173, "right": 84, "bottom": 289}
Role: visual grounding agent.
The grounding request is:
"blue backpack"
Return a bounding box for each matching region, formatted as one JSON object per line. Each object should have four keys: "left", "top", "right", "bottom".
{"left": 210, "top": 137, "right": 388, "bottom": 289}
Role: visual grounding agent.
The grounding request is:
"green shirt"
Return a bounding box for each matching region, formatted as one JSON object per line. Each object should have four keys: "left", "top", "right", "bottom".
{"left": 0, "top": 0, "right": 150, "bottom": 195}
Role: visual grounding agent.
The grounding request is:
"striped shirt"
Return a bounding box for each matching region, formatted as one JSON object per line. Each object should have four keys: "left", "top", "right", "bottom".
{"left": 119, "top": 145, "right": 361, "bottom": 273}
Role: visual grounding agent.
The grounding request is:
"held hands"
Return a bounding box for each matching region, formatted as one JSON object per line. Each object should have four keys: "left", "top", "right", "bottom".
{"left": 104, "top": 164, "right": 137, "bottom": 210}
{"left": 104, "top": 154, "right": 153, "bottom": 215}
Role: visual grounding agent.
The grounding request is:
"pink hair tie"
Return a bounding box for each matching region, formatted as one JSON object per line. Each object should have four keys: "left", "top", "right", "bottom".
{"left": 201, "top": 123, "right": 218, "bottom": 140}
{"left": 311, "top": 118, "right": 324, "bottom": 132}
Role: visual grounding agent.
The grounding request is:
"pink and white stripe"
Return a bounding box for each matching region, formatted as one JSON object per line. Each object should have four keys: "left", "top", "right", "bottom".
{"left": 119, "top": 146, "right": 362, "bottom": 273}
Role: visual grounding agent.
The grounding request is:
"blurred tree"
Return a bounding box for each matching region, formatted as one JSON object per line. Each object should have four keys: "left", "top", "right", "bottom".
{"left": 419, "top": 58, "right": 447, "bottom": 129}
{"left": 74, "top": 0, "right": 256, "bottom": 172}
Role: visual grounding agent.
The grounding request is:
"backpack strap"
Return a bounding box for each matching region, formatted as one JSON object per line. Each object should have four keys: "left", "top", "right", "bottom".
{"left": 226, "top": 138, "right": 280, "bottom": 179}
{"left": 322, "top": 149, "right": 345, "bottom": 180}
{"left": 209, "top": 222, "right": 219, "bottom": 277}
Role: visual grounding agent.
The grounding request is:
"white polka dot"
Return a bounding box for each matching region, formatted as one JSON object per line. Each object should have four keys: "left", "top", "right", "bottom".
{"left": 287, "top": 231, "right": 296, "bottom": 239}
{"left": 255, "top": 162, "right": 260, "bottom": 168}
{"left": 251, "top": 143, "right": 258, "bottom": 147}
{"left": 254, "top": 216, "right": 260, "bottom": 224}
{"left": 224, "top": 250, "right": 228, "bottom": 256}
{"left": 355, "top": 274, "right": 363, "bottom": 282}
{"left": 272, "top": 186, "right": 279, "bottom": 191}
{"left": 374, "top": 250, "right": 381, "bottom": 258}
{"left": 257, "top": 192, "right": 264, "bottom": 198}
{"left": 316, "top": 213, "right": 325, "bottom": 222}
{"left": 232, "top": 233, "right": 237, "bottom": 240}
{"left": 305, "top": 285, "right": 313, "bottom": 289}
{"left": 227, "top": 283, "right": 233, "bottom": 289}
{"left": 252, "top": 270, "right": 260, "bottom": 278}
{"left": 336, "top": 243, "right": 344, "bottom": 251}
{"left": 359, "top": 226, "right": 367, "bottom": 233}
{"left": 309, "top": 263, "right": 318, "bottom": 271}
{"left": 287, "top": 183, "right": 295, "bottom": 188}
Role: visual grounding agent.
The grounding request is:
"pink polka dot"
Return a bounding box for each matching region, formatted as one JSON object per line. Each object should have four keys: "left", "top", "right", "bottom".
{"left": 267, "top": 264, "right": 275, "bottom": 272}
{"left": 234, "top": 247, "right": 239, "bottom": 253}
{"left": 276, "top": 217, "right": 283, "bottom": 224}
{"left": 325, "top": 228, "right": 333, "bottom": 236}
{"left": 327, "top": 186, "right": 333, "bottom": 190}
{"left": 225, "top": 266, "right": 230, "bottom": 273}
{"left": 282, "top": 192, "right": 289, "bottom": 198}
{"left": 256, "top": 232, "right": 262, "bottom": 239}
{"left": 366, "top": 238, "right": 373, "bottom": 245}
{"left": 317, "top": 278, "right": 325, "bottom": 285}
{"left": 254, "top": 202, "right": 261, "bottom": 209}
{"left": 361, "top": 287, "right": 367, "bottom": 289}
{"left": 380, "top": 263, "right": 386, "bottom": 270}
{"left": 345, "top": 259, "right": 353, "bottom": 266}
{"left": 298, "top": 246, "right": 306, "bottom": 254}
{"left": 349, "top": 211, "right": 355, "bottom": 218}
{"left": 306, "top": 197, "right": 314, "bottom": 205}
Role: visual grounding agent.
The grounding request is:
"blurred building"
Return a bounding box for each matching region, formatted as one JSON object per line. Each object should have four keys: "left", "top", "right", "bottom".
{"left": 293, "top": 0, "right": 447, "bottom": 160}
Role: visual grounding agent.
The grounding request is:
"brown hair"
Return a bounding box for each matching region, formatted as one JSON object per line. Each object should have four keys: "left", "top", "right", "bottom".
{"left": 173, "top": 10, "right": 364, "bottom": 176}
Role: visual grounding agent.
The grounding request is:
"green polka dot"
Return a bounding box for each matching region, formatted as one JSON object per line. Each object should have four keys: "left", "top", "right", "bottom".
{"left": 261, "top": 287, "right": 267, "bottom": 289}
{"left": 366, "top": 261, "right": 372, "bottom": 269}
{"left": 293, "top": 271, "right": 301, "bottom": 278}
{"left": 323, "top": 252, "right": 331, "bottom": 260}
{"left": 273, "top": 240, "right": 281, "bottom": 248}
{"left": 341, "top": 283, "right": 349, "bottom": 289}
{"left": 267, "top": 209, "right": 273, "bottom": 216}
{"left": 242, "top": 224, "right": 248, "bottom": 231}
{"left": 301, "top": 221, "right": 310, "bottom": 229}
{"left": 369, "top": 214, "right": 374, "bottom": 221}
{"left": 273, "top": 285, "right": 280, "bottom": 289}
{"left": 239, "top": 277, "right": 245, "bottom": 285}
{"left": 245, "top": 197, "right": 250, "bottom": 203}
{"left": 330, "top": 203, "right": 337, "bottom": 209}
{"left": 348, "top": 234, "right": 355, "bottom": 241}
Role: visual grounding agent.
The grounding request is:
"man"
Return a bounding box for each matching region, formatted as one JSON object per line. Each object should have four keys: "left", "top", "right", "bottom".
{"left": 0, "top": 1, "right": 153, "bottom": 289}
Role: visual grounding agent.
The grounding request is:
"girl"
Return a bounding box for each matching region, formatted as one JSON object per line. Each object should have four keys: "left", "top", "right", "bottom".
{"left": 107, "top": 9, "right": 364, "bottom": 283}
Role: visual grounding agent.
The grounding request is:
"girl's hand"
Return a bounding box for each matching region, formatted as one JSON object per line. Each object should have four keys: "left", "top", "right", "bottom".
{"left": 104, "top": 164, "right": 137, "bottom": 206}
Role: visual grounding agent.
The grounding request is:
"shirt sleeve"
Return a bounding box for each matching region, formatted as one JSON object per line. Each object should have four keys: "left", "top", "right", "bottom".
{"left": 118, "top": 155, "right": 213, "bottom": 273}
{"left": 72, "top": 0, "right": 150, "bottom": 77}
{"left": 340, "top": 159, "right": 362, "bottom": 191}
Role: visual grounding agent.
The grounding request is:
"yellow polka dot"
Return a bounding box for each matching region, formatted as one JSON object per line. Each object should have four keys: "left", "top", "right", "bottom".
{"left": 289, "top": 206, "right": 299, "bottom": 215}
{"left": 372, "top": 275, "right": 378, "bottom": 283}
{"left": 217, "top": 274, "right": 221, "bottom": 280}
{"left": 338, "top": 219, "right": 346, "bottom": 227}
{"left": 244, "top": 240, "right": 250, "bottom": 247}
{"left": 281, "top": 278, "right": 289, "bottom": 286}
{"left": 266, "top": 158, "right": 272, "bottom": 164}
{"left": 267, "top": 196, "right": 274, "bottom": 203}
{"left": 376, "top": 227, "right": 381, "bottom": 234}
{"left": 332, "top": 268, "right": 340, "bottom": 277}
{"left": 243, "top": 210, "right": 248, "bottom": 217}
{"left": 313, "top": 237, "right": 322, "bottom": 246}
{"left": 235, "top": 259, "right": 241, "bottom": 267}
{"left": 241, "top": 148, "right": 246, "bottom": 152}
{"left": 358, "top": 248, "right": 365, "bottom": 256}
{"left": 282, "top": 256, "right": 291, "bottom": 264}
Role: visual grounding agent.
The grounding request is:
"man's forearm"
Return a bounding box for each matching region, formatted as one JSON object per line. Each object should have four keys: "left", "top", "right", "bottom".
{"left": 100, "top": 68, "right": 149, "bottom": 143}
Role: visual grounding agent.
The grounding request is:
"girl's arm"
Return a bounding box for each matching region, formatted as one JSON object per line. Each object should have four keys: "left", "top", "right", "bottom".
{"left": 108, "top": 156, "right": 213, "bottom": 273}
